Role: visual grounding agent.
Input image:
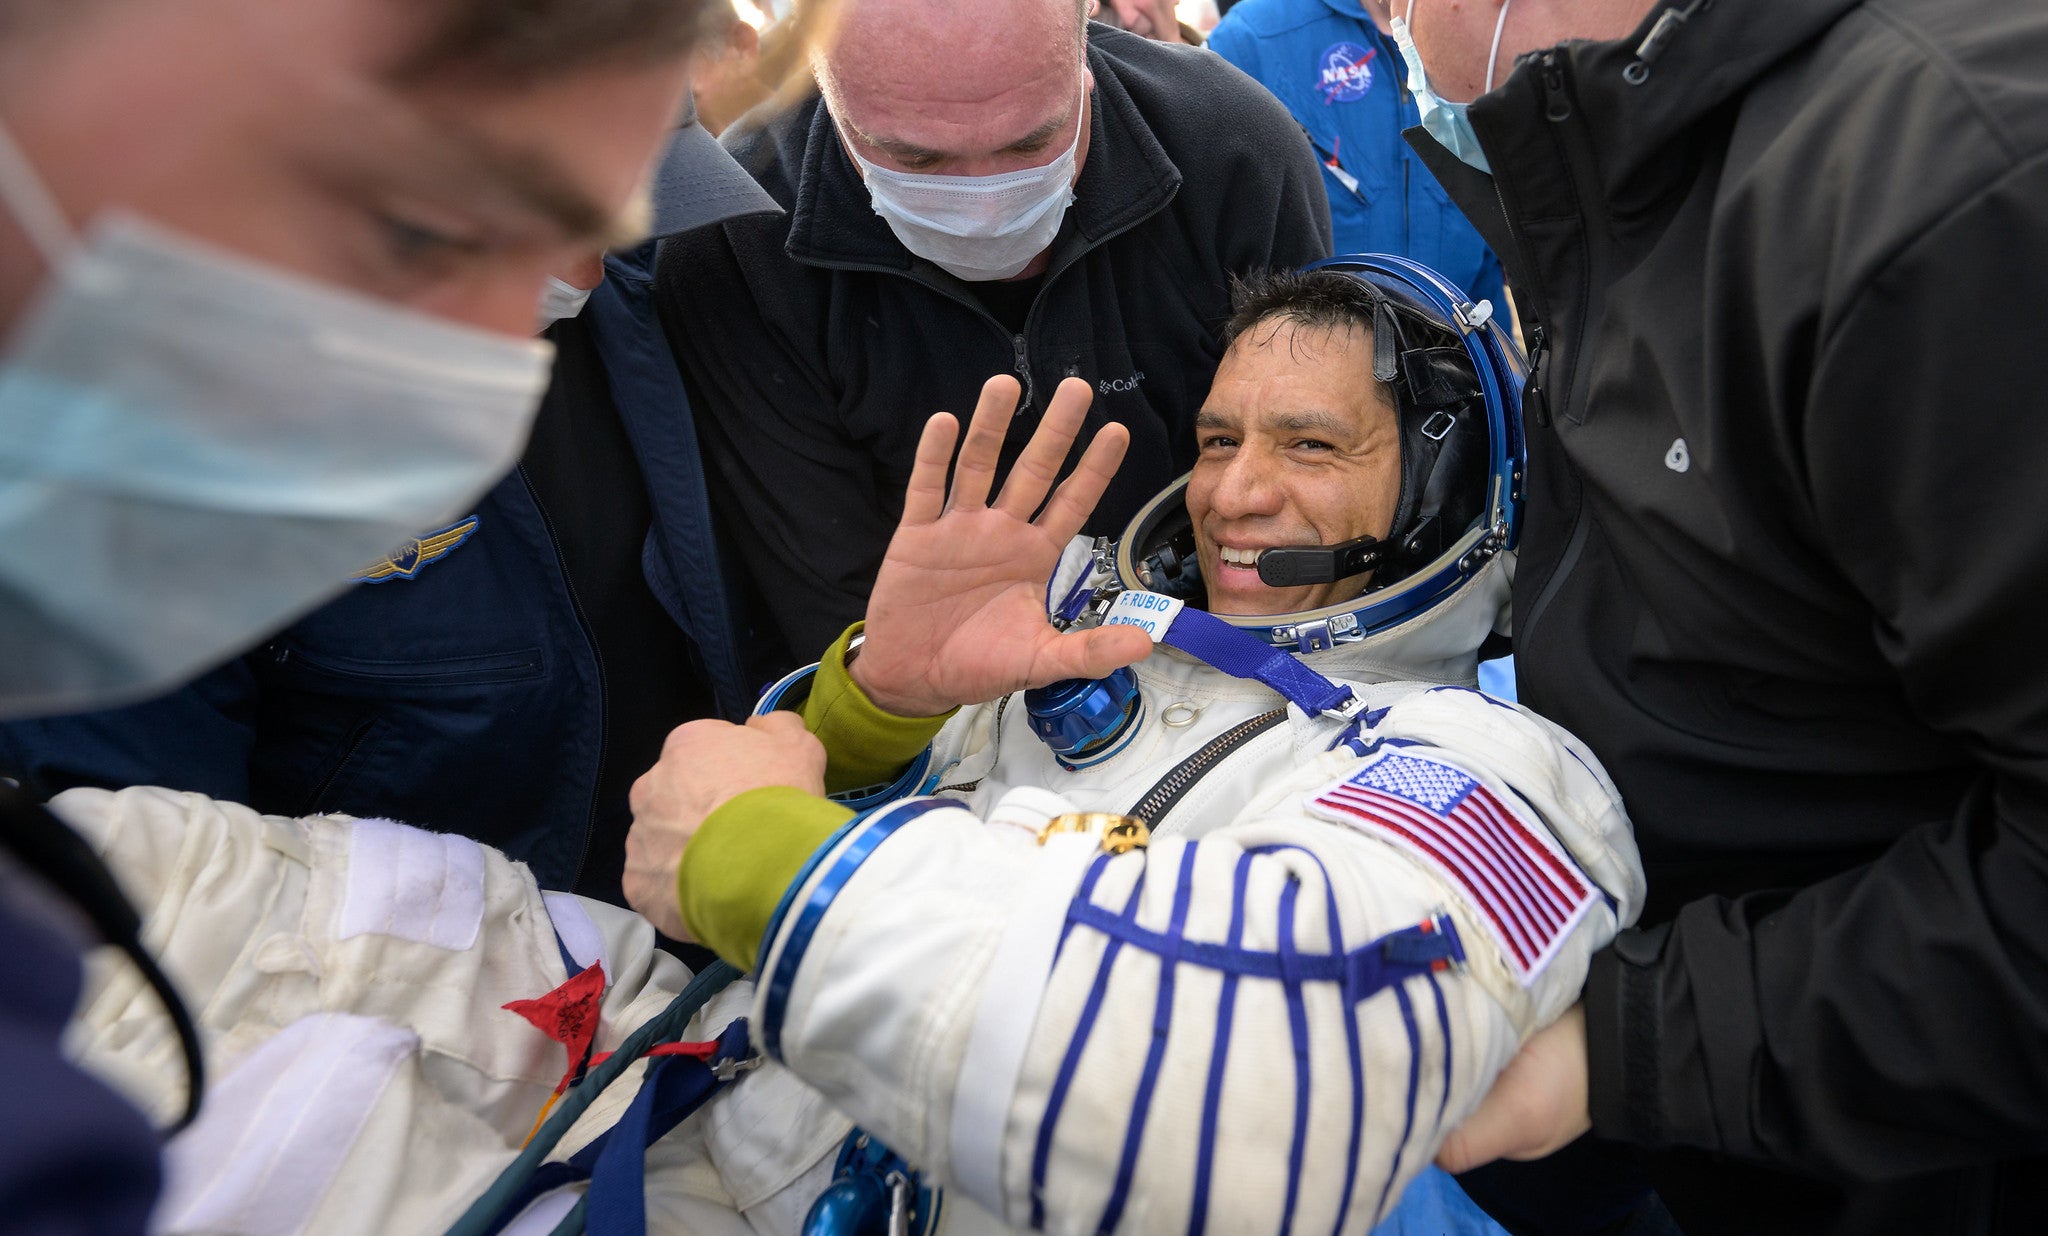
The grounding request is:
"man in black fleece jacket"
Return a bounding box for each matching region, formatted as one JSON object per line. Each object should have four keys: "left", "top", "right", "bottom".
{"left": 655, "top": 0, "right": 1331, "bottom": 673}
{"left": 1395, "top": 0, "right": 2048, "bottom": 1232}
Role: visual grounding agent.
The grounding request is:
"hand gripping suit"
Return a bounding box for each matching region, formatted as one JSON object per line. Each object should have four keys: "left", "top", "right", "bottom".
{"left": 740, "top": 258, "right": 1647, "bottom": 1233}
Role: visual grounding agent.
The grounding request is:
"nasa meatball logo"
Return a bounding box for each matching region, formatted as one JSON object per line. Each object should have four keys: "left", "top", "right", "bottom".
{"left": 1317, "top": 42, "right": 1376, "bottom": 104}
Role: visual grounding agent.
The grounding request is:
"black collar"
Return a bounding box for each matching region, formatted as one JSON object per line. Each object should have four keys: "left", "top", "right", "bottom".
{"left": 1473, "top": 0, "right": 1863, "bottom": 209}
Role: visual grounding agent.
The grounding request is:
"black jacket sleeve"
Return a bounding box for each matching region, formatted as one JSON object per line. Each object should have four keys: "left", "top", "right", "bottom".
{"left": 0, "top": 891, "right": 160, "bottom": 1234}
{"left": 1586, "top": 155, "right": 2048, "bottom": 1181}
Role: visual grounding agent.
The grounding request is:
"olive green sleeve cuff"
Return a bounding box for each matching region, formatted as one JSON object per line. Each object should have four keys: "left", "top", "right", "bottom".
{"left": 677, "top": 785, "right": 854, "bottom": 971}
{"left": 802, "top": 622, "right": 953, "bottom": 795}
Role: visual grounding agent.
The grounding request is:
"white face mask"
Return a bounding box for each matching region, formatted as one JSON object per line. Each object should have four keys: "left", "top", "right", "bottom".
{"left": 537, "top": 274, "right": 595, "bottom": 330}
{"left": 1392, "top": 0, "right": 1512, "bottom": 174}
{"left": 846, "top": 95, "right": 1086, "bottom": 282}
{"left": 0, "top": 121, "right": 553, "bottom": 719}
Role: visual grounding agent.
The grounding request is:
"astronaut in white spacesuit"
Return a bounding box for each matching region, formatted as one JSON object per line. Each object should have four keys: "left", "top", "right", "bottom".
{"left": 58, "top": 257, "right": 1641, "bottom": 1236}
{"left": 627, "top": 256, "right": 1647, "bottom": 1234}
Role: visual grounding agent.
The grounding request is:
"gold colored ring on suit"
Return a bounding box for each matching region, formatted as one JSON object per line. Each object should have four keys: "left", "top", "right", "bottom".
{"left": 1037, "top": 812, "right": 1151, "bottom": 854}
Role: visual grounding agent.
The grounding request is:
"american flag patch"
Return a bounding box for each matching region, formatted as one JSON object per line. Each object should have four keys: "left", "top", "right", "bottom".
{"left": 1307, "top": 750, "right": 1597, "bottom": 987}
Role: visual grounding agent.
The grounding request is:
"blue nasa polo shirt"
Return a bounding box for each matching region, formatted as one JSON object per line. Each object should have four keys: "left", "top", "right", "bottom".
{"left": 1209, "top": 0, "right": 1504, "bottom": 311}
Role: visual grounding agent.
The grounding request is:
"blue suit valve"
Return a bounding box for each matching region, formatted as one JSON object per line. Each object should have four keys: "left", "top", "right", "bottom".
{"left": 802, "top": 1130, "right": 939, "bottom": 1236}
{"left": 1025, "top": 665, "right": 1144, "bottom": 770}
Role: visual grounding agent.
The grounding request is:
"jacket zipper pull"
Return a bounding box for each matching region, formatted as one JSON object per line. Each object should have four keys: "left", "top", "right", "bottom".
{"left": 1541, "top": 52, "right": 1572, "bottom": 122}
{"left": 1012, "top": 333, "right": 1035, "bottom": 413}
{"left": 1524, "top": 322, "right": 1552, "bottom": 429}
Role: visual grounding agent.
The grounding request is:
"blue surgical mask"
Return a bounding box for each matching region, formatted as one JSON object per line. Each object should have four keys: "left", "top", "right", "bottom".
{"left": 0, "top": 120, "right": 553, "bottom": 719}
{"left": 1392, "top": 0, "right": 1513, "bottom": 174}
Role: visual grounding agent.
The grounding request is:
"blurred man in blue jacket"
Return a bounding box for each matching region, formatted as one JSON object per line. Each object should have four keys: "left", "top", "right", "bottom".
{"left": 0, "top": 99, "right": 783, "bottom": 906}
{"left": 1209, "top": 0, "right": 1505, "bottom": 312}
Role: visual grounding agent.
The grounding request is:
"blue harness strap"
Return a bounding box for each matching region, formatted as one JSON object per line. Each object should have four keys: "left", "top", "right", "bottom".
{"left": 1157, "top": 605, "right": 1358, "bottom": 717}
{"left": 444, "top": 961, "right": 742, "bottom": 1236}
{"left": 585, "top": 1020, "right": 753, "bottom": 1236}
{"left": 478, "top": 1019, "right": 753, "bottom": 1236}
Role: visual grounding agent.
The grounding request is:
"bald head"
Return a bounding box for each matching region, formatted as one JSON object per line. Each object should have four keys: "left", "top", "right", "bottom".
{"left": 816, "top": 0, "right": 1092, "bottom": 177}
{"left": 822, "top": 0, "right": 1085, "bottom": 81}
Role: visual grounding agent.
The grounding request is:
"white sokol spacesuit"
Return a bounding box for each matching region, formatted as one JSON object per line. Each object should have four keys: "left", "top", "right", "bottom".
{"left": 737, "top": 257, "right": 1644, "bottom": 1233}
{"left": 55, "top": 257, "right": 1642, "bottom": 1236}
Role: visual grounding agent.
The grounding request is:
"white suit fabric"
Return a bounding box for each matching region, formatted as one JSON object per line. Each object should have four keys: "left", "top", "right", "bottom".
{"left": 754, "top": 547, "right": 1646, "bottom": 1233}
{"left": 51, "top": 545, "right": 1642, "bottom": 1235}
{"left": 54, "top": 785, "right": 849, "bottom": 1235}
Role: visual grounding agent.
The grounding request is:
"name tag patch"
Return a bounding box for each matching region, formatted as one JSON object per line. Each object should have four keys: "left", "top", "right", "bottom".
{"left": 1104, "top": 590, "right": 1185, "bottom": 642}
{"left": 1308, "top": 750, "right": 1597, "bottom": 986}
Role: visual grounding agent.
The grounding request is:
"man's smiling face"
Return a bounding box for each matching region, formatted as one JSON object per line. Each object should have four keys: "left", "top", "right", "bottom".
{"left": 1186, "top": 317, "right": 1403, "bottom": 616}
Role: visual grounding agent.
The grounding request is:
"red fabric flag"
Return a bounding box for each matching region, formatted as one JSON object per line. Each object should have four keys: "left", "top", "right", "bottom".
{"left": 503, "top": 961, "right": 607, "bottom": 1094}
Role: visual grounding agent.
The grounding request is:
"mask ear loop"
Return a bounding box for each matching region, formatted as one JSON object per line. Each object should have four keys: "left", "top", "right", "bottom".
{"left": 1484, "top": 0, "right": 1514, "bottom": 94}
{"left": 0, "top": 118, "right": 79, "bottom": 269}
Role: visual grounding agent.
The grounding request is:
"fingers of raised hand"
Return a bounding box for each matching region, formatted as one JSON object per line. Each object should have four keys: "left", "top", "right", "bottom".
{"left": 902, "top": 412, "right": 961, "bottom": 527}
{"left": 994, "top": 376, "right": 1096, "bottom": 521}
{"left": 946, "top": 375, "right": 1022, "bottom": 513}
{"left": 1034, "top": 419, "right": 1129, "bottom": 543}
{"left": 1027, "top": 624, "right": 1154, "bottom": 690}
{"left": 1075, "top": 624, "right": 1153, "bottom": 680}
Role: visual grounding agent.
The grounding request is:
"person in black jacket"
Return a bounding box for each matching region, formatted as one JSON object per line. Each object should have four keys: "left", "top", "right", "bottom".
{"left": 656, "top": 0, "right": 1333, "bottom": 674}
{"left": 1379, "top": 0, "right": 2048, "bottom": 1232}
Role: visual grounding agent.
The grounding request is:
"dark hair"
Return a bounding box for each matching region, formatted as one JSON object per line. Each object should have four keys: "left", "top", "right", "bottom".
{"left": 398, "top": 0, "right": 734, "bottom": 83}
{"left": 1224, "top": 267, "right": 1392, "bottom": 350}
{"left": 1223, "top": 268, "right": 1411, "bottom": 413}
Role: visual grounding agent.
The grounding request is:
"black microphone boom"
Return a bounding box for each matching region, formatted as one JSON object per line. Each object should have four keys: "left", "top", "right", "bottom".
{"left": 1254, "top": 535, "right": 1389, "bottom": 588}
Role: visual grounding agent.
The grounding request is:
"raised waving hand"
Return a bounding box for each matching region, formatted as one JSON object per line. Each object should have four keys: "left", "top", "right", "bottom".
{"left": 847, "top": 375, "right": 1154, "bottom": 718}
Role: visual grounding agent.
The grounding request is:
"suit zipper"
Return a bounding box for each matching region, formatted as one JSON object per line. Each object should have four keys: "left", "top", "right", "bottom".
{"left": 518, "top": 464, "right": 607, "bottom": 888}
{"left": 1127, "top": 708, "right": 1287, "bottom": 827}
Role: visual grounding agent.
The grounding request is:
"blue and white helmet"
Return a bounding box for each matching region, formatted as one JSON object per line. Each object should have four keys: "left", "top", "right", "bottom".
{"left": 1111, "top": 254, "right": 1527, "bottom": 655}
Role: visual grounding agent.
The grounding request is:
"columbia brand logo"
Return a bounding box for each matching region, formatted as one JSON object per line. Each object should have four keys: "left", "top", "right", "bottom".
{"left": 1098, "top": 371, "right": 1146, "bottom": 395}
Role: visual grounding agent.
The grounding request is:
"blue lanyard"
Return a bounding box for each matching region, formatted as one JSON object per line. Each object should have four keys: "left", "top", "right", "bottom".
{"left": 1137, "top": 599, "right": 1362, "bottom": 719}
